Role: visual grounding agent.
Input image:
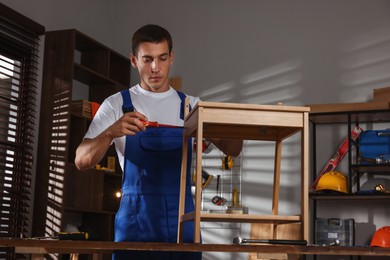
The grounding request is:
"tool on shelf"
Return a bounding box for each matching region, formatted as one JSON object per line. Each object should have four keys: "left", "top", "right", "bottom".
{"left": 311, "top": 125, "right": 363, "bottom": 191}
{"left": 212, "top": 175, "right": 227, "bottom": 206}
{"left": 233, "top": 236, "right": 307, "bottom": 245}
{"left": 193, "top": 139, "right": 212, "bottom": 153}
{"left": 328, "top": 239, "right": 340, "bottom": 246}
{"left": 55, "top": 232, "right": 89, "bottom": 241}
{"left": 232, "top": 185, "right": 239, "bottom": 206}
{"left": 226, "top": 185, "right": 248, "bottom": 214}
{"left": 192, "top": 168, "right": 213, "bottom": 188}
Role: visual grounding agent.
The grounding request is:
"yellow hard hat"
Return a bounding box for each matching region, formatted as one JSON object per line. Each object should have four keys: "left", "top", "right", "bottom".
{"left": 315, "top": 171, "right": 348, "bottom": 193}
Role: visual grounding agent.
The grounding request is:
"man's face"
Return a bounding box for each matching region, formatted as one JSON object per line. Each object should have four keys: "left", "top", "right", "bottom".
{"left": 131, "top": 40, "right": 174, "bottom": 92}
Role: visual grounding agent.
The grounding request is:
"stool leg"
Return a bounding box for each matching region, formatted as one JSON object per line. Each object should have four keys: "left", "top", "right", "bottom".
{"left": 272, "top": 140, "right": 282, "bottom": 216}
{"left": 177, "top": 135, "right": 189, "bottom": 243}
{"left": 70, "top": 253, "right": 79, "bottom": 260}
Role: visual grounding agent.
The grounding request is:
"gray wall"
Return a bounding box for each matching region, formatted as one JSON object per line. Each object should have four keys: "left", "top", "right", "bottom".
{"left": 2, "top": 1, "right": 390, "bottom": 259}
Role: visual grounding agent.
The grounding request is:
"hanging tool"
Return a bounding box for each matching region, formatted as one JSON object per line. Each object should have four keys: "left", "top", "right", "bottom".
{"left": 233, "top": 236, "right": 307, "bottom": 245}
{"left": 232, "top": 185, "right": 239, "bottom": 207}
{"left": 192, "top": 168, "right": 213, "bottom": 188}
{"left": 193, "top": 139, "right": 212, "bottom": 153}
{"left": 212, "top": 175, "right": 227, "bottom": 206}
{"left": 222, "top": 156, "right": 234, "bottom": 170}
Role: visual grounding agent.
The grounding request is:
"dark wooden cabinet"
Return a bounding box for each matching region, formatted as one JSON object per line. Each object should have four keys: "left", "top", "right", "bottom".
{"left": 33, "top": 29, "right": 129, "bottom": 243}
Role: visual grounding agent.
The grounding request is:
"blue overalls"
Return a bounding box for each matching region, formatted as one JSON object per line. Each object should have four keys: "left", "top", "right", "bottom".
{"left": 113, "top": 89, "right": 201, "bottom": 260}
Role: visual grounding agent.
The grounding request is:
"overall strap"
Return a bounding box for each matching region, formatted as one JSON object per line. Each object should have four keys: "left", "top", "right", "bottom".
{"left": 121, "top": 89, "right": 134, "bottom": 113}
{"left": 121, "top": 88, "right": 190, "bottom": 118}
{"left": 176, "top": 91, "right": 191, "bottom": 120}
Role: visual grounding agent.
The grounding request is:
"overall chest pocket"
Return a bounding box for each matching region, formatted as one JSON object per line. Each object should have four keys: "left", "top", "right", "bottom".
{"left": 139, "top": 128, "right": 183, "bottom": 152}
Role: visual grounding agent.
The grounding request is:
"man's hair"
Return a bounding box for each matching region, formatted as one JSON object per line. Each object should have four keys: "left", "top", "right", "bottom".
{"left": 132, "top": 24, "right": 173, "bottom": 55}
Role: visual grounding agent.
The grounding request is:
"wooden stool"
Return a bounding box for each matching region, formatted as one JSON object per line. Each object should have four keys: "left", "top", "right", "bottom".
{"left": 177, "top": 100, "right": 310, "bottom": 244}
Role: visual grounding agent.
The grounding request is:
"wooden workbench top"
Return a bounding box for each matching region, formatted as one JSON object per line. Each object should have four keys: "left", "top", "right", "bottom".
{"left": 1, "top": 238, "right": 390, "bottom": 256}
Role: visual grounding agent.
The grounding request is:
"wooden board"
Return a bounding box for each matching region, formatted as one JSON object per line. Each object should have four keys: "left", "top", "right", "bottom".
{"left": 1, "top": 239, "right": 390, "bottom": 256}
{"left": 249, "top": 223, "right": 301, "bottom": 260}
{"left": 169, "top": 77, "right": 182, "bottom": 90}
{"left": 373, "top": 86, "right": 390, "bottom": 101}
{"left": 192, "top": 101, "right": 310, "bottom": 113}
{"left": 306, "top": 101, "right": 390, "bottom": 114}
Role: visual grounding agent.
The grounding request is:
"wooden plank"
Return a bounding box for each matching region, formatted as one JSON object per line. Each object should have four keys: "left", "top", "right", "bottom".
{"left": 257, "top": 252, "right": 288, "bottom": 259}
{"left": 201, "top": 213, "right": 301, "bottom": 223}
{"left": 182, "top": 212, "right": 301, "bottom": 223}
{"left": 306, "top": 101, "right": 390, "bottom": 113}
{"left": 257, "top": 253, "right": 300, "bottom": 260}
{"left": 201, "top": 124, "right": 301, "bottom": 141}
{"left": 301, "top": 112, "right": 309, "bottom": 241}
{"left": 272, "top": 141, "right": 282, "bottom": 216}
{"left": 250, "top": 224, "right": 302, "bottom": 260}
{"left": 169, "top": 77, "right": 182, "bottom": 91}
{"left": 194, "top": 101, "right": 310, "bottom": 113}
{"left": 373, "top": 86, "right": 390, "bottom": 101}
{"left": 202, "top": 108, "right": 304, "bottom": 128}
{"left": 177, "top": 98, "right": 190, "bottom": 243}
{"left": 309, "top": 110, "right": 390, "bottom": 124}
{"left": 2, "top": 239, "right": 390, "bottom": 256}
{"left": 193, "top": 106, "right": 204, "bottom": 243}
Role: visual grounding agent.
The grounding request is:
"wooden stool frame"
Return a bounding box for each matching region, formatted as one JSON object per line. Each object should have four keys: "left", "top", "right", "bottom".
{"left": 177, "top": 101, "right": 310, "bottom": 244}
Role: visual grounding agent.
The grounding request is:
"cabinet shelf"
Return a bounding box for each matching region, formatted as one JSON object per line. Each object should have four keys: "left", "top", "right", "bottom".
{"left": 351, "top": 163, "right": 390, "bottom": 173}
{"left": 182, "top": 212, "right": 301, "bottom": 224}
{"left": 70, "top": 111, "right": 92, "bottom": 120}
{"left": 74, "top": 63, "right": 128, "bottom": 87}
{"left": 309, "top": 109, "right": 390, "bottom": 124}
{"left": 74, "top": 63, "right": 115, "bottom": 86}
{"left": 309, "top": 193, "right": 390, "bottom": 200}
{"left": 64, "top": 206, "right": 117, "bottom": 215}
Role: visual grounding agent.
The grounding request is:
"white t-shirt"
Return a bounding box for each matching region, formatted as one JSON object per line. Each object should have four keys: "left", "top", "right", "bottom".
{"left": 84, "top": 84, "right": 200, "bottom": 171}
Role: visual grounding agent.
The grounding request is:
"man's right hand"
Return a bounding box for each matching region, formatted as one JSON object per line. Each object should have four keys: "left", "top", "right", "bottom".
{"left": 107, "top": 111, "right": 148, "bottom": 138}
{"left": 74, "top": 111, "right": 148, "bottom": 170}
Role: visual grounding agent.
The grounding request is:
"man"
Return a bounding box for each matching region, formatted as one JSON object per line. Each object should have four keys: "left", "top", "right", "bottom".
{"left": 75, "top": 24, "right": 242, "bottom": 260}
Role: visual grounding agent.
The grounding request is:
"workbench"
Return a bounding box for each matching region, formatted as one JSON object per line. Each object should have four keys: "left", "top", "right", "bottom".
{"left": 177, "top": 101, "right": 310, "bottom": 243}
{"left": 1, "top": 239, "right": 390, "bottom": 259}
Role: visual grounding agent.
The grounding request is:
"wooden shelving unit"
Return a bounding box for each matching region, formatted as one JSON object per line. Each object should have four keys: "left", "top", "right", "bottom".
{"left": 177, "top": 101, "right": 310, "bottom": 243}
{"left": 34, "top": 29, "right": 130, "bottom": 244}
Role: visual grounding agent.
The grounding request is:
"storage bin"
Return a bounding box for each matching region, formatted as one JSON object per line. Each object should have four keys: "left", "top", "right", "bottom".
{"left": 359, "top": 130, "right": 390, "bottom": 163}
{"left": 315, "top": 218, "right": 354, "bottom": 246}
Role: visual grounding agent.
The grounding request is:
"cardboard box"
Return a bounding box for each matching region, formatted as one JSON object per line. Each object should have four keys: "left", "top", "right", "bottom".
{"left": 71, "top": 100, "right": 92, "bottom": 119}
{"left": 373, "top": 87, "right": 390, "bottom": 101}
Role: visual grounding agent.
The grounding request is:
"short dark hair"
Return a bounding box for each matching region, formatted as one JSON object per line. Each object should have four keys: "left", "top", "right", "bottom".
{"left": 132, "top": 24, "right": 173, "bottom": 55}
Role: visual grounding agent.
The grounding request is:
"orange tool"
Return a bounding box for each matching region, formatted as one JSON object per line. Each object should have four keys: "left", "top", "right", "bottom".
{"left": 311, "top": 125, "right": 362, "bottom": 191}
{"left": 139, "top": 119, "right": 181, "bottom": 128}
